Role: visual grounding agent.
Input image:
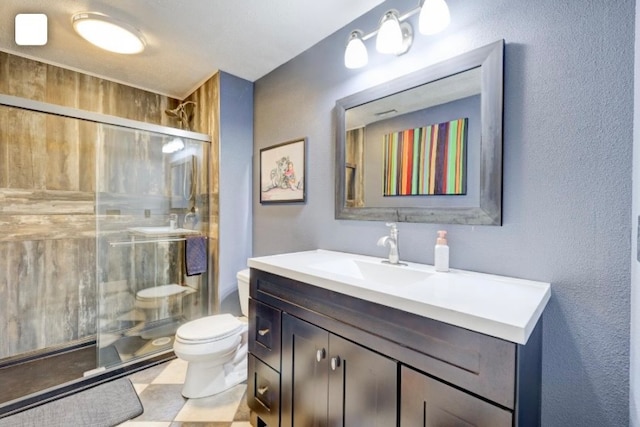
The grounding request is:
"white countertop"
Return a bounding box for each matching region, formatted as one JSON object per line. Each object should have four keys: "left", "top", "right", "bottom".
{"left": 248, "top": 249, "right": 551, "bottom": 345}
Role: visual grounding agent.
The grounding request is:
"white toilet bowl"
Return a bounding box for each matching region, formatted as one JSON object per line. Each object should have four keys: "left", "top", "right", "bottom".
{"left": 173, "top": 269, "right": 250, "bottom": 398}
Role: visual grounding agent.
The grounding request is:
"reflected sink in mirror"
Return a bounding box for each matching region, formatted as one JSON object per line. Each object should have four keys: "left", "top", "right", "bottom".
{"left": 127, "top": 226, "right": 200, "bottom": 236}
{"left": 310, "top": 258, "right": 432, "bottom": 288}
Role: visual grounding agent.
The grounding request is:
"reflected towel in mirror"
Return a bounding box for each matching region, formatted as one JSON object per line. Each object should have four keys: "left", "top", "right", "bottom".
{"left": 185, "top": 236, "right": 207, "bottom": 276}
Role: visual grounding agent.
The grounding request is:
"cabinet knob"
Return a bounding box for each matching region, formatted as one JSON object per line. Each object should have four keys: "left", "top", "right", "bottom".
{"left": 258, "top": 328, "right": 270, "bottom": 336}
{"left": 316, "top": 348, "right": 326, "bottom": 362}
{"left": 257, "top": 385, "right": 269, "bottom": 395}
{"left": 330, "top": 356, "right": 341, "bottom": 371}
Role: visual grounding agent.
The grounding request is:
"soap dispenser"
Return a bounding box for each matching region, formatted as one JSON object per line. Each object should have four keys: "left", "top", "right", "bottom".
{"left": 434, "top": 230, "right": 449, "bottom": 272}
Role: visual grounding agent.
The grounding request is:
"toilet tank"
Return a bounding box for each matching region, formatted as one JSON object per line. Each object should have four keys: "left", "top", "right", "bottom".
{"left": 237, "top": 269, "right": 250, "bottom": 317}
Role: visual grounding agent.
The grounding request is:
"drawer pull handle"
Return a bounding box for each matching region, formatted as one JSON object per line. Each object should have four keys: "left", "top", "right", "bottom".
{"left": 316, "top": 348, "right": 326, "bottom": 362}
{"left": 258, "top": 328, "right": 270, "bottom": 336}
{"left": 330, "top": 356, "right": 341, "bottom": 371}
{"left": 257, "top": 385, "right": 269, "bottom": 395}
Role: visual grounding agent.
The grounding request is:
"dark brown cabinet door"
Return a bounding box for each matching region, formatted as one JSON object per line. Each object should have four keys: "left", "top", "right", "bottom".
{"left": 400, "top": 365, "right": 512, "bottom": 427}
{"left": 281, "top": 313, "right": 330, "bottom": 427}
{"left": 282, "top": 314, "right": 399, "bottom": 427}
{"left": 328, "top": 334, "right": 397, "bottom": 427}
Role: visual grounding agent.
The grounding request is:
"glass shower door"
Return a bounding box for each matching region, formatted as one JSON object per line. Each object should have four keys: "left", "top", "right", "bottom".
{"left": 95, "top": 123, "right": 209, "bottom": 369}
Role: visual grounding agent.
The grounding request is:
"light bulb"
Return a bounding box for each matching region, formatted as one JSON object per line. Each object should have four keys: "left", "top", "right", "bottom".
{"left": 344, "top": 31, "right": 368, "bottom": 69}
{"left": 419, "top": 0, "right": 451, "bottom": 35}
{"left": 376, "top": 11, "right": 403, "bottom": 54}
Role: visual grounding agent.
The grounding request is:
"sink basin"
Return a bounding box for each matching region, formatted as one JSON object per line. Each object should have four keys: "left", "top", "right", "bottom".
{"left": 311, "top": 258, "right": 432, "bottom": 287}
{"left": 248, "top": 249, "right": 552, "bottom": 344}
{"left": 127, "top": 226, "right": 200, "bottom": 236}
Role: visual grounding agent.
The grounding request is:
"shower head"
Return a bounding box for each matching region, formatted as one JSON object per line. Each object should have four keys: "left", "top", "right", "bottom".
{"left": 165, "top": 101, "right": 196, "bottom": 130}
{"left": 164, "top": 107, "right": 180, "bottom": 118}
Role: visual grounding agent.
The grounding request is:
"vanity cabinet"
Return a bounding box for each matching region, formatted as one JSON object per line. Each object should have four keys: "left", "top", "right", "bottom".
{"left": 247, "top": 268, "right": 543, "bottom": 427}
{"left": 281, "top": 314, "right": 397, "bottom": 427}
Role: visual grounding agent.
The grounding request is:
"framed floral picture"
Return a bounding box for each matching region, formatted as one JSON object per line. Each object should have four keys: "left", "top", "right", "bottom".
{"left": 260, "top": 138, "right": 306, "bottom": 204}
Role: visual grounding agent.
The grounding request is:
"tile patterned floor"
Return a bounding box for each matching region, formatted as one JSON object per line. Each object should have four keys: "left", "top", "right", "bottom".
{"left": 118, "top": 358, "right": 251, "bottom": 427}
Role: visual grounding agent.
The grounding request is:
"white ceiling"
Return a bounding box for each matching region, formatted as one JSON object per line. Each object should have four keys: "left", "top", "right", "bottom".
{"left": 0, "top": 0, "right": 385, "bottom": 99}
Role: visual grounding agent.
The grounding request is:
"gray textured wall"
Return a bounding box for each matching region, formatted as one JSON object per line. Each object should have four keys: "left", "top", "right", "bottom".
{"left": 631, "top": 1, "right": 640, "bottom": 424}
{"left": 253, "top": 0, "right": 633, "bottom": 425}
{"left": 218, "top": 72, "right": 254, "bottom": 302}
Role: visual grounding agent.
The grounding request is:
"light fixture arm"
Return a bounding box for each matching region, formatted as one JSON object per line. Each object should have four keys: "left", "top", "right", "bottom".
{"left": 357, "top": 6, "right": 420, "bottom": 45}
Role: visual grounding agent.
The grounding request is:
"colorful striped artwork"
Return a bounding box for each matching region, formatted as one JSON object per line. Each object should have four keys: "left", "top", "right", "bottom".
{"left": 383, "top": 118, "right": 468, "bottom": 196}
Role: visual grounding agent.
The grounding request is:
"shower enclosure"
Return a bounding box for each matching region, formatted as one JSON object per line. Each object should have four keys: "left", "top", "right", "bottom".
{"left": 95, "top": 120, "right": 210, "bottom": 369}
{"left": 0, "top": 94, "right": 211, "bottom": 409}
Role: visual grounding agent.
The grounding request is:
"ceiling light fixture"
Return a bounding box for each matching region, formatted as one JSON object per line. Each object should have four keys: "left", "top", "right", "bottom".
{"left": 344, "top": 0, "right": 450, "bottom": 69}
{"left": 72, "top": 12, "right": 145, "bottom": 54}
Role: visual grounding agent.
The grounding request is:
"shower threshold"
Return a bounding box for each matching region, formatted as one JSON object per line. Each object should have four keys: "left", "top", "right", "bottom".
{"left": 99, "top": 316, "right": 184, "bottom": 368}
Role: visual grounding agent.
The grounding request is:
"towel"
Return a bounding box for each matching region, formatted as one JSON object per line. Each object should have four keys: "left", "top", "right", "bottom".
{"left": 185, "top": 235, "right": 207, "bottom": 276}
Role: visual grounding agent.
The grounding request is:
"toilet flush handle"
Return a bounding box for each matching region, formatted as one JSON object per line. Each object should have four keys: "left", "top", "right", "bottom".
{"left": 258, "top": 328, "right": 270, "bottom": 336}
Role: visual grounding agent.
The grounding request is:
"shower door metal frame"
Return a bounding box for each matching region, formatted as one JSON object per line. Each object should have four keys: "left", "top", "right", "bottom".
{"left": 0, "top": 94, "right": 210, "bottom": 141}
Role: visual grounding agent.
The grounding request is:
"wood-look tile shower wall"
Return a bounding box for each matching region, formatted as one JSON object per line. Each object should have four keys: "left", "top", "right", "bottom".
{"left": 184, "top": 73, "right": 220, "bottom": 310}
{"left": 0, "top": 52, "right": 217, "bottom": 360}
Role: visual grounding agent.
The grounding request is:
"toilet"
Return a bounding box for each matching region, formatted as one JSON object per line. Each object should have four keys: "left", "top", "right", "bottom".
{"left": 136, "top": 284, "right": 189, "bottom": 322}
{"left": 173, "top": 268, "right": 250, "bottom": 398}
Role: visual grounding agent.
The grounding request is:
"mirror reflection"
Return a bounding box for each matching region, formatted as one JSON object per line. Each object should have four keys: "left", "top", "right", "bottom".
{"left": 345, "top": 67, "right": 481, "bottom": 209}
{"left": 170, "top": 155, "right": 197, "bottom": 210}
{"left": 335, "top": 40, "right": 504, "bottom": 225}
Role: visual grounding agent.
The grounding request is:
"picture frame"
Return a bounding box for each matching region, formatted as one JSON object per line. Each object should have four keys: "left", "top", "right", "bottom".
{"left": 260, "top": 137, "right": 306, "bottom": 204}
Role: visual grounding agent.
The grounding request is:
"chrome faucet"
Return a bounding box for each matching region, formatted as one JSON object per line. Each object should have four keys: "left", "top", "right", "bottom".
{"left": 377, "top": 222, "right": 401, "bottom": 265}
{"left": 183, "top": 207, "right": 199, "bottom": 230}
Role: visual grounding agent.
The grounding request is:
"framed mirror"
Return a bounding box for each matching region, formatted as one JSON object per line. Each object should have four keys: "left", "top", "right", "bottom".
{"left": 335, "top": 40, "right": 504, "bottom": 225}
{"left": 170, "top": 154, "right": 196, "bottom": 210}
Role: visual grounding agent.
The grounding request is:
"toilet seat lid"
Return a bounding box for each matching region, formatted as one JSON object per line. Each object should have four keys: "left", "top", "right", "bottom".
{"left": 176, "top": 314, "right": 243, "bottom": 343}
{"left": 137, "top": 284, "right": 185, "bottom": 299}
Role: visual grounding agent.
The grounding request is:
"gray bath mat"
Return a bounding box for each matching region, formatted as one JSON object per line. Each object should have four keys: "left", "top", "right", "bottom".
{"left": 0, "top": 377, "right": 143, "bottom": 427}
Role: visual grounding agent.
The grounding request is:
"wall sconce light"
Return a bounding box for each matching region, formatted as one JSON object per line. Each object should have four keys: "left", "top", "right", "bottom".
{"left": 419, "top": 0, "right": 451, "bottom": 35}
{"left": 344, "top": 30, "right": 368, "bottom": 69}
{"left": 376, "top": 10, "right": 412, "bottom": 55}
{"left": 344, "top": 0, "right": 450, "bottom": 69}
{"left": 72, "top": 12, "right": 145, "bottom": 54}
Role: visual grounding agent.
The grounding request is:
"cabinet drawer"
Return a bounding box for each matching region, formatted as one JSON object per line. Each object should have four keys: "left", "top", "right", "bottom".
{"left": 401, "top": 365, "right": 512, "bottom": 426}
{"left": 249, "top": 298, "right": 281, "bottom": 370}
{"left": 248, "top": 354, "right": 280, "bottom": 427}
